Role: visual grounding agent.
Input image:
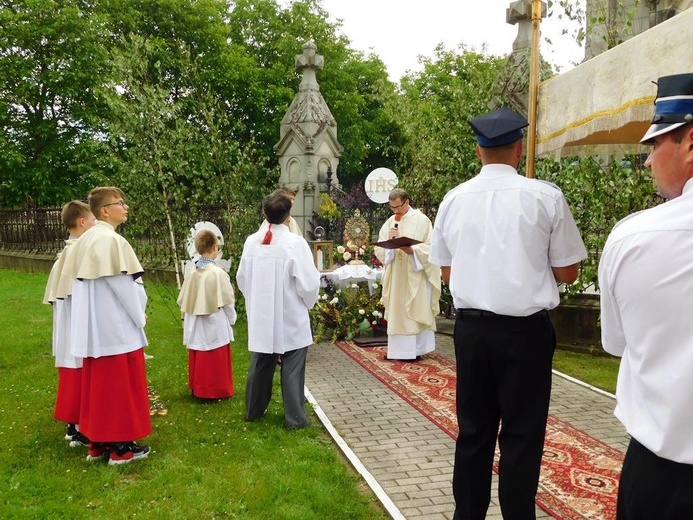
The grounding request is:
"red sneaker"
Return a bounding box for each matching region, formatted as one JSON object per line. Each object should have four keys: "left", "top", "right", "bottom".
{"left": 86, "top": 442, "right": 111, "bottom": 461}
{"left": 108, "top": 442, "right": 151, "bottom": 466}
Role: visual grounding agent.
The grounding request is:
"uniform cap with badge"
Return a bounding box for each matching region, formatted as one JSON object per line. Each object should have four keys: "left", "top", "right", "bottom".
{"left": 640, "top": 73, "right": 693, "bottom": 144}
{"left": 469, "top": 107, "right": 529, "bottom": 148}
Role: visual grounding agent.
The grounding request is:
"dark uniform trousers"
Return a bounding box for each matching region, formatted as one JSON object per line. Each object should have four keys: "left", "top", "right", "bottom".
{"left": 245, "top": 347, "right": 309, "bottom": 429}
{"left": 452, "top": 309, "right": 555, "bottom": 520}
{"left": 617, "top": 437, "right": 693, "bottom": 519}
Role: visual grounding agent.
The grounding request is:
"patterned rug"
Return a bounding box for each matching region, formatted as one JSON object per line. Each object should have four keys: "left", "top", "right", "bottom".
{"left": 335, "top": 341, "right": 623, "bottom": 520}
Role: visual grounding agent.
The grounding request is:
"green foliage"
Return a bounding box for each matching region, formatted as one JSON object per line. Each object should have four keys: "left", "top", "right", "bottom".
{"left": 316, "top": 192, "right": 341, "bottom": 221}
{"left": 0, "top": 0, "right": 109, "bottom": 206}
{"left": 537, "top": 155, "right": 661, "bottom": 292}
{"left": 91, "top": 30, "right": 272, "bottom": 277}
{"left": 395, "top": 45, "right": 507, "bottom": 203}
{"left": 0, "top": 0, "right": 400, "bottom": 208}
{"left": 311, "top": 279, "right": 386, "bottom": 342}
{"left": 551, "top": 0, "right": 644, "bottom": 52}
{"left": 0, "top": 268, "right": 388, "bottom": 520}
{"left": 589, "top": 0, "right": 643, "bottom": 50}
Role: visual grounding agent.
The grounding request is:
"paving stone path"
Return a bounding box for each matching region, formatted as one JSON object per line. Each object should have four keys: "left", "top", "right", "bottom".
{"left": 305, "top": 318, "right": 628, "bottom": 520}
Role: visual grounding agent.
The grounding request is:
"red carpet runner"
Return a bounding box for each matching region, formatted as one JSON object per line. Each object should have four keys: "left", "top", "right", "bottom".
{"left": 335, "top": 341, "right": 623, "bottom": 520}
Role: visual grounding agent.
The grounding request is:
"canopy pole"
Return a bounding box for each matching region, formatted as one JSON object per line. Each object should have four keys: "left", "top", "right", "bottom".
{"left": 526, "top": 0, "right": 542, "bottom": 178}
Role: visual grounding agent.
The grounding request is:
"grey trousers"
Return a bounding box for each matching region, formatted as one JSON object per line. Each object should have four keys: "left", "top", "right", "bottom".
{"left": 245, "top": 347, "right": 309, "bottom": 429}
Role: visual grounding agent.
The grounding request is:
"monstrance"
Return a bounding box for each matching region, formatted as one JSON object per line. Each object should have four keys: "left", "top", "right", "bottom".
{"left": 343, "top": 209, "right": 370, "bottom": 265}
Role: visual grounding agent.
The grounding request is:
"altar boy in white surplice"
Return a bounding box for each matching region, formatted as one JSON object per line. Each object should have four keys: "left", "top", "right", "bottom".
{"left": 43, "top": 200, "right": 95, "bottom": 447}
{"left": 375, "top": 188, "right": 441, "bottom": 361}
{"left": 236, "top": 190, "right": 320, "bottom": 429}
{"left": 178, "top": 229, "right": 236, "bottom": 400}
{"left": 67, "top": 187, "right": 151, "bottom": 465}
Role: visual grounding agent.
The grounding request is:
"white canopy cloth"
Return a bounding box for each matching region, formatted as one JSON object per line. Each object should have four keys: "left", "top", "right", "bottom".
{"left": 536, "top": 7, "right": 693, "bottom": 158}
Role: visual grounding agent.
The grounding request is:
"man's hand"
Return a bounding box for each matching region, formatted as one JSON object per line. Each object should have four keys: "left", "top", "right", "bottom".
{"left": 400, "top": 246, "right": 413, "bottom": 255}
{"left": 388, "top": 227, "right": 398, "bottom": 239}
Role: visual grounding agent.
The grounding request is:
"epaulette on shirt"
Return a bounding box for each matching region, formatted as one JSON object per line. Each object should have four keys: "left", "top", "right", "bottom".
{"left": 611, "top": 209, "right": 648, "bottom": 233}
{"left": 535, "top": 179, "right": 562, "bottom": 192}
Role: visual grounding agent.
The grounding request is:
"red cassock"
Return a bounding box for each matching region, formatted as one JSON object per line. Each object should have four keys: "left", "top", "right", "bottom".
{"left": 188, "top": 345, "right": 234, "bottom": 399}
{"left": 54, "top": 367, "right": 82, "bottom": 424}
{"left": 79, "top": 349, "right": 152, "bottom": 442}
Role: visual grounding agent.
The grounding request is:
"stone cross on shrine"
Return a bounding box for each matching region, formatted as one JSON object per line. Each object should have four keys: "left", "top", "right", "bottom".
{"left": 507, "top": 0, "right": 543, "bottom": 51}
{"left": 274, "top": 40, "right": 343, "bottom": 238}
{"left": 490, "top": 0, "right": 546, "bottom": 114}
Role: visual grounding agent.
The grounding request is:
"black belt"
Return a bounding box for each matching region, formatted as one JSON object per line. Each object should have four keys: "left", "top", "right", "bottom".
{"left": 456, "top": 308, "right": 548, "bottom": 319}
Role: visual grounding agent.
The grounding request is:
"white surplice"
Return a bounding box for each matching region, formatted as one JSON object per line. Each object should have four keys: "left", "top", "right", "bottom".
{"left": 236, "top": 223, "right": 320, "bottom": 354}
{"left": 44, "top": 238, "right": 83, "bottom": 368}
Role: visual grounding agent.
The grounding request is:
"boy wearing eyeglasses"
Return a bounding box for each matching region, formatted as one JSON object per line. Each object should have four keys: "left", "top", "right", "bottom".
{"left": 66, "top": 187, "right": 152, "bottom": 465}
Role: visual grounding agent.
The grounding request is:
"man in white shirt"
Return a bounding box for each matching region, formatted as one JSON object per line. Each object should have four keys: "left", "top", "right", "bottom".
{"left": 430, "top": 107, "right": 586, "bottom": 520}
{"left": 237, "top": 190, "right": 320, "bottom": 429}
{"left": 599, "top": 73, "right": 693, "bottom": 518}
{"left": 68, "top": 187, "right": 151, "bottom": 465}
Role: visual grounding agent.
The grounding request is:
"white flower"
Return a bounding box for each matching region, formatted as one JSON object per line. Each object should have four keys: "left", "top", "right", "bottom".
{"left": 337, "top": 245, "right": 345, "bottom": 254}
{"left": 346, "top": 240, "right": 355, "bottom": 249}
{"left": 330, "top": 297, "right": 339, "bottom": 305}
{"left": 358, "top": 309, "right": 365, "bottom": 315}
{"left": 372, "top": 321, "right": 377, "bottom": 325}
{"left": 351, "top": 283, "right": 358, "bottom": 289}
{"left": 359, "top": 247, "right": 365, "bottom": 254}
{"left": 336, "top": 289, "right": 341, "bottom": 294}
{"left": 343, "top": 251, "right": 352, "bottom": 261}
{"left": 372, "top": 283, "right": 378, "bottom": 289}
{"left": 371, "top": 310, "right": 379, "bottom": 316}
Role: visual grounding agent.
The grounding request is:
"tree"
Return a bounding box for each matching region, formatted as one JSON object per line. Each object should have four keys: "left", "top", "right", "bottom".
{"left": 0, "top": 0, "right": 402, "bottom": 210}
{"left": 94, "top": 35, "right": 270, "bottom": 284}
{"left": 536, "top": 155, "right": 661, "bottom": 293}
{"left": 395, "top": 45, "right": 506, "bottom": 203}
{"left": 0, "top": 0, "right": 109, "bottom": 206}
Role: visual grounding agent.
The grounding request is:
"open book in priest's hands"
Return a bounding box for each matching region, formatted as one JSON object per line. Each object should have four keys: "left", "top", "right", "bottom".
{"left": 372, "top": 236, "right": 422, "bottom": 249}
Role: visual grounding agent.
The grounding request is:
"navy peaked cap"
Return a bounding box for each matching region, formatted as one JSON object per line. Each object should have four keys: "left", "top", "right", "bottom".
{"left": 641, "top": 73, "right": 693, "bottom": 143}
{"left": 469, "top": 107, "right": 529, "bottom": 148}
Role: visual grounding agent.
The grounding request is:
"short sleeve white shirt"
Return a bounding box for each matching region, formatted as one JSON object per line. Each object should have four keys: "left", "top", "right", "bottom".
{"left": 599, "top": 179, "right": 693, "bottom": 463}
{"left": 430, "top": 164, "right": 587, "bottom": 315}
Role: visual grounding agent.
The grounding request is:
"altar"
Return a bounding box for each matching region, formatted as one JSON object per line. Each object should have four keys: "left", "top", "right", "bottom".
{"left": 321, "top": 264, "right": 383, "bottom": 294}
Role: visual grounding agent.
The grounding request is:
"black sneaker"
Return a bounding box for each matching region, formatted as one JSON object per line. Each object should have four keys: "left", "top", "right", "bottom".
{"left": 108, "top": 442, "right": 151, "bottom": 466}
{"left": 69, "top": 431, "right": 90, "bottom": 448}
{"left": 65, "top": 423, "right": 78, "bottom": 441}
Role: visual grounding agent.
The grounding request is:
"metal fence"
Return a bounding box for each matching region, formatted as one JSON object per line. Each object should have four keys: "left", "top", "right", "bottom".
{"left": 0, "top": 207, "right": 65, "bottom": 255}
{"left": 0, "top": 197, "right": 439, "bottom": 262}
{"left": 0, "top": 204, "right": 237, "bottom": 261}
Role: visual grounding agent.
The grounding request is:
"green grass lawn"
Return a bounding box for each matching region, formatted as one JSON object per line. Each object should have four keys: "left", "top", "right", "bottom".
{"left": 0, "top": 269, "right": 388, "bottom": 520}
{"left": 553, "top": 349, "right": 620, "bottom": 395}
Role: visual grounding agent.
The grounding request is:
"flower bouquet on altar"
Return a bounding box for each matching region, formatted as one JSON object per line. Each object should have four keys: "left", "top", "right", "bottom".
{"left": 333, "top": 241, "right": 382, "bottom": 269}
{"left": 310, "top": 278, "right": 386, "bottom": 342}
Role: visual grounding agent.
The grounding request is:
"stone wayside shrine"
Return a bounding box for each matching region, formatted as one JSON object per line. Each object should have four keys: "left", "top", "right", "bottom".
{"left": 274, "top": 40, "right": 343, "bottom": 237}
